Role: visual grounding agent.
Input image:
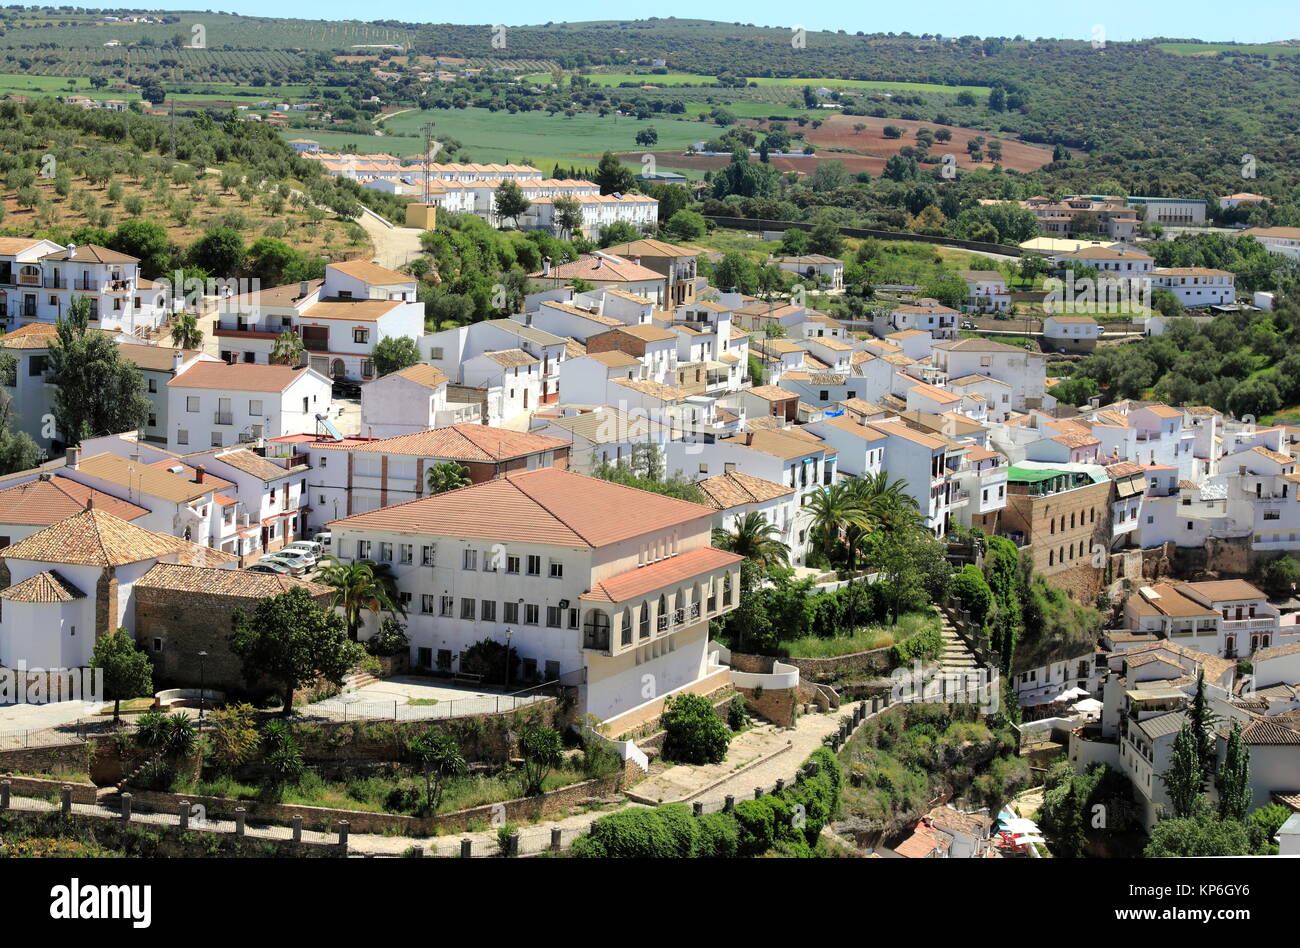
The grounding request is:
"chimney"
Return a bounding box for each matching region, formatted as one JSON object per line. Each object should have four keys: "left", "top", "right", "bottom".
{"left": 298, "top": 280, "right": 310, "bottom": 299}
{"left": 66, "top": 447, "right": 79, "bottom": 470}
{"left": 745, "top": 432, "right": 753, "bottom": 446}
{"left": 65, "top": 243, "right": 76, "bottom": 257}
{"left": 1239, "top": 465, "right": 1247, "bottom": 476}
{"left": 195, "top": 464, "right": 205, "bottom": 484}
{"left": 86, "top": 494, "right": 94, "bottom": 511}
{"left": 634, "top": 255, "right": 642, "bottom": 266}
{"left": 172, "top": 349, "right": 184, "bottom": 373}
{"left": 542, "top": 257, "right": 551, "bottom": 277}
{"left": 594, "top": 256, "right": 603, "bottom": 269}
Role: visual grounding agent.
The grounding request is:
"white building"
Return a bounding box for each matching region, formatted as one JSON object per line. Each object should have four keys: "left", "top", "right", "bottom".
{"left": 326, "top": 467, "right": 742, "bottom": 721}
{"left": 165, "top": 362, "right": 332, "bottom": 452}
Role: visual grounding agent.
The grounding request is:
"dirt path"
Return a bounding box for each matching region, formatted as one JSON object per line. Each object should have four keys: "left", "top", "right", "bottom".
{"left": 357, "top": 208, "right": 425, "bottom": 271}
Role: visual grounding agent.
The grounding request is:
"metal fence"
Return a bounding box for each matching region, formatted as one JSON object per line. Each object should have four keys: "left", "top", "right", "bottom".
{"left": 299, "top": 691, "right": 552, "bottom": 722}
{"left": 0, "top": 716, "right": 111, "bottom": 752}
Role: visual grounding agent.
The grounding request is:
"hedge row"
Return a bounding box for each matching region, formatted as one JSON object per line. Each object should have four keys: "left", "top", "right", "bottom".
{"left": 571, "top": 747, "right": 843, "bottom": 858}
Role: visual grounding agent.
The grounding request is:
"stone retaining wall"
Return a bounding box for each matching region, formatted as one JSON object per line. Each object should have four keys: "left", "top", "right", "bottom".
{"left": 0, "top": 774, "right": 98, "bottom": 803}
{"left": 114, "top": 772, "right": 623, "bottom": 837}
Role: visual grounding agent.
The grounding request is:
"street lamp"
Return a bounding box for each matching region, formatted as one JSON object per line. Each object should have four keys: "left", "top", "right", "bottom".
{"left": 197, "top": 650, "right": 208, "bottom": 728}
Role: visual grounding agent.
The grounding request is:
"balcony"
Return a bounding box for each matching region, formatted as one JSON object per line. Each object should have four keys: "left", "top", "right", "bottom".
{"left": 214, "top": 320, "right": 280, "bottom": 341}
{"left": 582, "top": 622, "right": 610, "bottom": 653}
{"left": 1221, "top": 617, "right": 1277, "bottom": 631}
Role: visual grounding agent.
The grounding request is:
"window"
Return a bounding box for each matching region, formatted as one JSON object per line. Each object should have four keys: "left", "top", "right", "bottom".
{"left": 429, "top": 347, "right": 444, "bottom": 360}
{"left": 546, "top": 606, "right": 562, "bottom": 628}
{"left": 506, "top": 554, "right": 520, "bottom": 574}
{"left": 358, "top": 540, "right": 371, "bottom": 559}
{"left": 549, "top": 560, "right": 563, "bottom": 579}
{"left": 436, "top": 649, "right": 452, "bottom": 671}
{"left": 147, "top": 413, "right": 157, "bottom": 428}
{"left": 249, "top": 399, "right": 263, "bottom": 416}
{"left": 440, "top": 595, "right": 454, "bottom": 617}
{"left": 526, "top": 554, "right": 541, "bottom": 576}
{"left": 361, "top": 358, "right": 375, "bottom": 379}
{"left": 421, "top": 594, "right": 435, "bottom": 615}
{"left": 504, "top": 601, "right": 519, "bottom": 623}
{"left": 463, "top": 548, "right": 478, "bottom": 570}
{"left": 481, "top": 600, "right": 497, "bottom": 622}
{"left": 568, "top": 608, "right": 579, "bottom": 629}
{"left": 524, "top": 604, "right": 540, "bottom": 625}
{"left": 640, "top": 602, "right": 650, "bottom": 639}
{"left": 398, "top": 591, "right": 412, "bottom": 609}
{"left": 354, "top": 328, "right": 370, "bottom": 344}
{"left": 186, "top": 396, "right": 200, "bottom": 412}
{"left": 421, "top": 545, "right": 436, "bottom": 566}
{"left": 176, "top": 428, "right": 189, "bottom": 445}
{"left": 211, "top": 433, "right": 223, "bottom": 448}
{"left": 398, "top": 543, "right": 413, "bottom": 564}
{"left": 460, "top": 597, "right": 476, "bottom": 620}
{"left": 147, "top": 378, "right": 157, "bottom": 393}
{"left": 379, "top": 542, "right": 393, "bottom": 562}
{"left": 152, "top": 638, "right": 163, "bottom": 653}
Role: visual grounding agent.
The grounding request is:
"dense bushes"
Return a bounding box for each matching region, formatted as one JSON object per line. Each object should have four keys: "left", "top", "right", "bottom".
{"left": 950, "top": 565, "right": 993, "bottom": 630}
{"left": 888, "top": 624, "right": 943, "bottom": 666}
{"left": 572, "top": 747, "right": 842, "bottom": 858}
{"left": 660, "top": 693, "right": 731, "bottom": 765}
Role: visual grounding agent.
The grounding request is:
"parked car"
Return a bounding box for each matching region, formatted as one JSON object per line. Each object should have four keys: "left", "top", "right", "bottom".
{"left": 282, "top": 540, "right": 322, "bottom": 564}
{"left": 259, "top": 551, "right": 308, "bottom": 575}
{"left": 246, "top": 561, "right": 291, "bottom": 575}
{"left": 962, "top": 320, "right": 976, "bottom": 330}
{"left": 314, "top": 531, "right": 332, "bottom": 551}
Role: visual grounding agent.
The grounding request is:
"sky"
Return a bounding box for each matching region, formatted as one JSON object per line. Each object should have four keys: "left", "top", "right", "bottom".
{"left": 217, "top": 0, "right": 1300, "bottom": 44}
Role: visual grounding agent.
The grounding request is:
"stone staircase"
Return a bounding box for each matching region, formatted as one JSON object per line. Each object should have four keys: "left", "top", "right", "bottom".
{"left": 343, "top": 669, "right": 379, "bottom": 691}
{"left": 938, "top": 613, "right": 979, "bottom": 673}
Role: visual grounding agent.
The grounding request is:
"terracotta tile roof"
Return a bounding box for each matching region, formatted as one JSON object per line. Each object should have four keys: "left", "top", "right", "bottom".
{"left": 380, "top": 364, "right": 448, "bottom": 390}
{"left": 1182, "top": 579, "right": 1266, "bottom": 602}
{"left": 0, "top": 237, "right": 50, "bottom": 255}
{"left": 585, "top": 351, "right": 642, "bottom": 369}
{"left": 539, "top": 408, "right": 667, "bottom": 444}
{"left": 909, "top": 382, "right": 960, "bottom": 405}
{"left": 0, "top": 323, "right": 59, "bottom": 349}
{"left": 326, "top": 259, "right": 413, "bottom": 285}
{"left": 894, "top": 825, "right": 953, "bottom": 858}
{"left": 867, "top": 421, "right": 947, "bottom": 451}
{"left": 0, "top": 569, "right": 86, "bottom": 603}
{"left": 747, "top": 385, "right": 799, "bottom": 402}
{"left": 1249, "top": 445, "right": 1293, "bottom": 466}
{"left": 1106, "top": 461, "right": 1146, "bottom": 478}
{"left": 821, "top": 415, "right": 889, "bottom": 442}
{"left": 539, "top": 300, "right": 624, "bottom": 326}
{"left": 169, "top": 362, "right": 320, "bottom": 393}
{"left": 582, "top": 546, "right": 742, "bottom": 603}
{"left": 300, "top": 298, "right": 404, "bottom": 322}
{"left": 1222, "top": 715, "right": 1300, "bottom": 746}
{"left": 613, "top": 324, "right": 677, "bottom": 343}
{"left": 1, "top": 508, "right": 187, "bottom": 567}
{"left": 564, "top": 339, "right": 587, "bottom": 358}
{"left": 146, "top": 459, "right": 236, "bottom": 493}
{"left": 530, "top": 253, "right": 665, "bottom": 284}
{"left": 696, "top": 471, "right": 795, "bottom": 509}
{"left": 40, "top": 243, "right": 137, "bottom": 264}
{"left": 1051, "top": 431, "right": 1100, "bottom": 449}
{"left": 933, "top": 338, "right": 1030, "bottom": 354}
{"left": 0, "top": 475, "right": 149, "bottom": 526}
{"left": 720, "top": 427, "right": 830, "bottom": 461}
{"left": 603, "top": 238, "right": 697, "bottom": 259}
{"left": 319, "top": 423, "right": 570, "bottom": 462}
{"left": 225, "top": 279, "right": 322, "bottom": 309}
{"left": 77, "top": 452, "right": 218, "bottom": 504}
{"left": 213, "top": 448, "right": 297, "bottom": 482}
{"left": 136, "top": 562, "right": 331, "bottom": 598}
{"left": 611, "top": 378, "right": 688, "bottom": 402}
{"left": 329, "top": 467, "right": 715, "bottom": 547}
{"left": 117, "top": 343, "right": 203, "bottom": 373}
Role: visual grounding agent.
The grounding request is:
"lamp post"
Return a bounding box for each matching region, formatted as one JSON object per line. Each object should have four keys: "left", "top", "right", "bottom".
{"left": 197, "top": 650, "right": 208, "bottom": 728}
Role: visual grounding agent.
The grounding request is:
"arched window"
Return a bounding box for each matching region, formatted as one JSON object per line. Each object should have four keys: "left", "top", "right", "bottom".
{"left": 583, "top": 609, "right": 610, "bottom": 651}
{"left": 658, "top": 593, "right": 668, "bottom": 631}
{"left": 621, "top": 607, "right": 632, "bottom": 646}
{"left": 639, "top": 601, "right": 650, "bottom": 639}
{"left": 722, "top": 573, "right": 733, "bottom": 607}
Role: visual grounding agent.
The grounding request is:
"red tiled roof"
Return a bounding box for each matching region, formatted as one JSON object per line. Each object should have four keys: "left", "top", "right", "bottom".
{"left": 582, "top": 547, "right": 742, "bottom": 603}
{"left": 329, "top": 467, "right": 714, "bottom": 547}
{"left": 0, "top": 476, "right": 149, "bottom": 526}
{"left": 316, "top": 424, "right": 570, "bottom": 462}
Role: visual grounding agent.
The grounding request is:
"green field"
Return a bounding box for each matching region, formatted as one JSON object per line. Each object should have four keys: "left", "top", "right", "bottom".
{"left": 1155, "top": 42, "right": 1300, "bottom": 57}
{"left": 526, "top": 72, "right": 989, "bottom": 96}
{"left": 354, "top": 107, "right": 710, "bottom": 167}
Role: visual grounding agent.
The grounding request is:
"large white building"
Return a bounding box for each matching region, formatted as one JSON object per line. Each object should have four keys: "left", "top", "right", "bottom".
{"left": 165, "top": 362, "right": 332, "bottom": 452}
{"left": 327, "top": 467, "right": 742, "bottom": 721}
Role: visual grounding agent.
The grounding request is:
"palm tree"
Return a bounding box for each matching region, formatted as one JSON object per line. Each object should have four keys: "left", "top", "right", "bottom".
{"left": 426, "top": 461, "right": 471, "bottom": 496}
{"left": 843, "top": 472, "right": 919, "bottom": 569}
{"left": 270, "top": 328, "right": 304, "bottom": 366}
{"left": 316, "top": 556, "right": 405, "bottom": 641}
{"left": 712, "top": 512, "right": 789, "bottom": 576}
{"left": 169, "top": 312, "right": 203, "bottom": 350}
{"left": 803, "top": 481, "right": 868, "bottom": 566}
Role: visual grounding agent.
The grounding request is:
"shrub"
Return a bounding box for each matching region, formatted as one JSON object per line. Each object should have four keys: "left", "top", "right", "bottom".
{"left": 207, "top": 703, "right": 258, "bottom": 774}
{"left": 661, "top": 693, "right": 731, "bottom": 764}
{"left": 734, "top": 798, "right": 777, "bottom": 856}
{"left": 727, "top": 695, "right": 750, "bottom": 730}
{"left": 696, "top": 811, "right": 739, "bottom": 857}
{"left": 365, "top": 617, "right": 409, "bottom": 657}
{"left": 889, "top": 625, "right": 944, "bottom": 666}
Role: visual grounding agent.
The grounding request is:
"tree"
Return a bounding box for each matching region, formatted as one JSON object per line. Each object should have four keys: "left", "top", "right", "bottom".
{"left": 189, "top": 226, "right": 245, "bottom": 276}
{"left": 110, "top": 220, "right": 171, "bottom": 277}
{"left": 48, "top": 297, "right": 151, "bottom": 445}
{"left": 1215, "top": 722, "right": 1252, "bottom": 821}
{"left": 406, "top": 729, "right": 467, "bottom": 815}
{"left": 0, "top": 372, "right": 38, "bottom": 476}
{"left": 664, "top": 209, "right": 706, "bottom": 240}
{"left": 1160, "top": 723, "right": 1207, "bottom": 819}
{"left": 315, "top": 556, "right": 404, "bottom": 641}
{"left": 493, "top": 180, "right": 531, "bottom": 228}
{"left": 90, "top": 627, "right": 153, "bottom": 723}
{"left": 229, "top": 587, "right": 364, "bottom": 716}
{"left": 1260, "top": 555, "right": 1300, "bottom": 598}
{"left": 169, "top": 313, "right": 203, "bottom": 350}
{"left": 425, "top": 461, "right": 471, "bottom": 495}
{"left": 1189, "top": 671, "right": 1215, "bottom": 776}
{"left": 594, "top": 151, "right": 634, "bottom": 196}
{"left": 635, "top": 127, "right": 659, "bottom": 147}
{"left": 206, "top": 703, "right": 259, "bottom": 774}
{"left": 712, "top": 512, "right": 789, "bottom": 575}
{"left": 1144, "top": 815, "right": 1253, "bottom": 857}
{"left": 804, "top": 482, "right": 868, "bottom": 565}
{"left": 553, "top": 195, "right": 584, "bottom": 241}
{"left": 270, "top": 328, "right": 304, "bottom": 366}
{"left": 373, "top": 336, "right": 421, "bottom": 377}
{"left": 662, "top": 692, "right": 731, "bottom": 764}
{"left": 518, "top": 724, "right": 563, "bottom": 795}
